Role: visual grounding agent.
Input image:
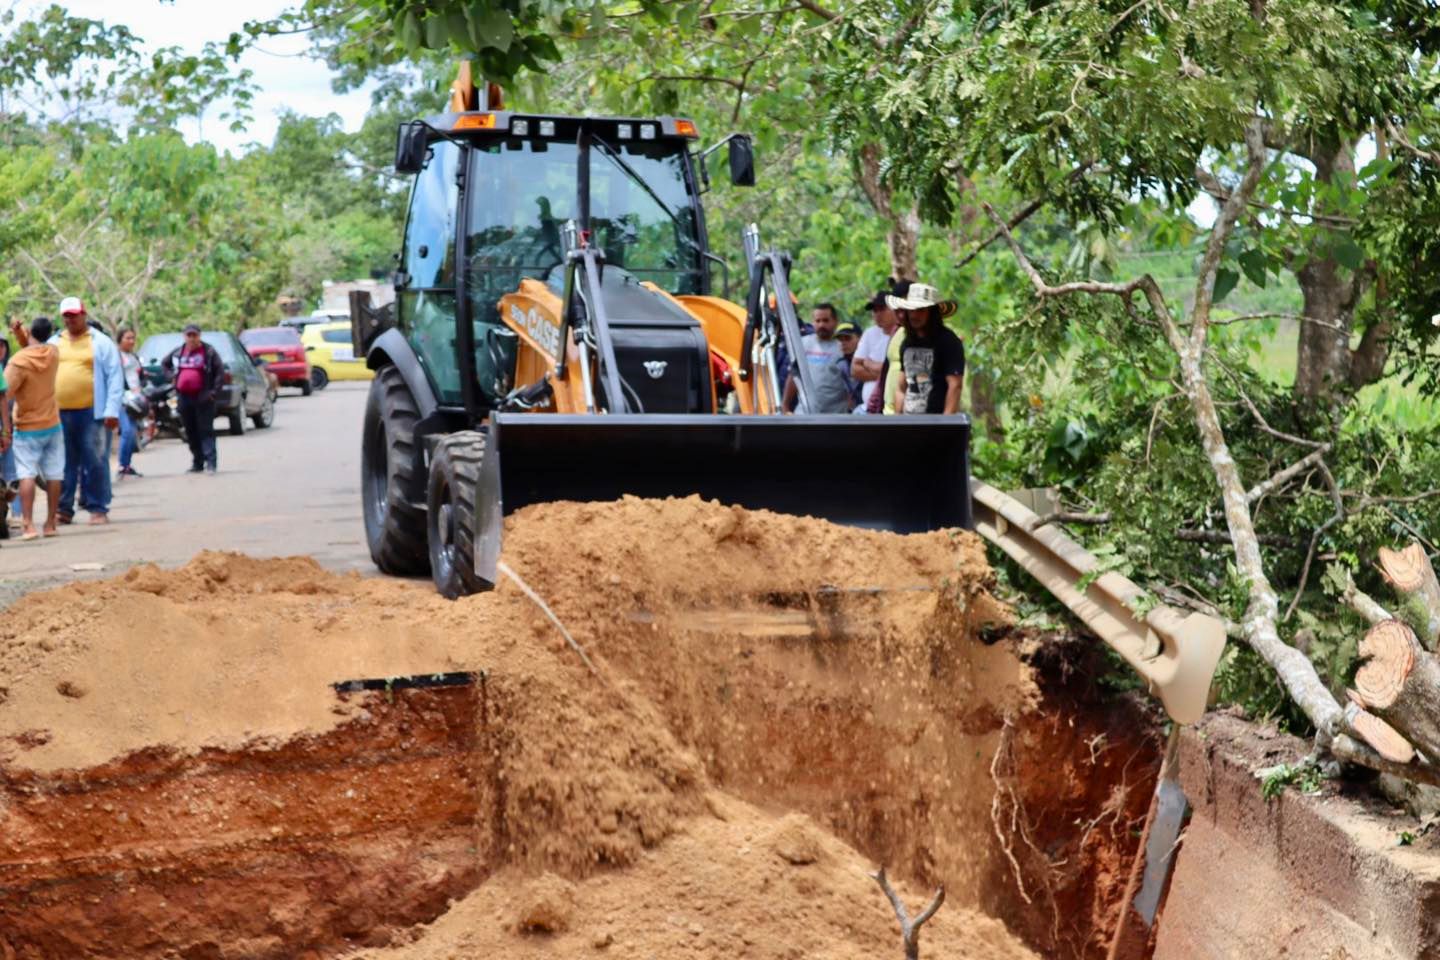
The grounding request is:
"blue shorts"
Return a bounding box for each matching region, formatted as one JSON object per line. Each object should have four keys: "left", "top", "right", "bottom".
{"left": 13, "top": 425, "right": 65, "bottom": 481}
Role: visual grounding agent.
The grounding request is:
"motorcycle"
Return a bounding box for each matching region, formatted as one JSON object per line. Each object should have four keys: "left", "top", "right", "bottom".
{"left": 139, "top": 373, "right": 186, "bottom": 444}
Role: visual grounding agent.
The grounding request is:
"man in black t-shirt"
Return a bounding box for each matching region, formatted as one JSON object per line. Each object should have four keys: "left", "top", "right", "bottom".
{"left": 888, "top": 282, "right": 965, "bottom": 414}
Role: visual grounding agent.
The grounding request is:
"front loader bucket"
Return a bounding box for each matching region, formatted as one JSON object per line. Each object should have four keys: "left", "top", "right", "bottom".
{"left": 473, "top": 413, "right": 972, "bottom": 583}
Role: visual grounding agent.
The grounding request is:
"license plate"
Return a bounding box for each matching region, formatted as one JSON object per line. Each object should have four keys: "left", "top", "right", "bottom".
{"left": 261, "top": 352, "right": 281, "bottom": 361}
{"left": 332, "top": 346, "right": 354, "bottom": 362}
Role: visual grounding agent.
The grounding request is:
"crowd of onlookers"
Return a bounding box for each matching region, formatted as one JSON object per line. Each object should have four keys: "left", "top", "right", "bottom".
{"left": 0, "top": 298, "right": 227, "bottom": 544}
{"left": 781, "top": 278, "right": 965, "bottom": 416}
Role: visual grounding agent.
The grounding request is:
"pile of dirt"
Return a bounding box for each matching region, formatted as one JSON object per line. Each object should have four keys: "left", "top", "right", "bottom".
{"left": 356, "top": 795, "right": 1036, "bottom": 960}
{"left": 1, "top": 495, "right": 1132, "bottom": 959}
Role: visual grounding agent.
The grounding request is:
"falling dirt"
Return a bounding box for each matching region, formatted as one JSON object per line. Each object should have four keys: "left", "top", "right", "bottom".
{"left": 0, "top": 496, "right": 1158, "bottom": 959}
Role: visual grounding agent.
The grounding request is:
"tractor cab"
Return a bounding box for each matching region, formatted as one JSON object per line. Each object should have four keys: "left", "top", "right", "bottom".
{"left": 382, "top": 103, "right": 749, "bottom": 420}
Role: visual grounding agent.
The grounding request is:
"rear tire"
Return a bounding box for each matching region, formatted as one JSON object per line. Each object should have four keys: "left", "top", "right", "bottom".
{"left": 229, "top": 395, "right": 248, "bottom": 435}
{"left": 252, "top": 390, "right": 275, "bottom": 429}
{"left": 426, "top": 431, "right": 490, "bottom": 599}
{"left": 363, "top": 366, "right": 429, "bottom": 575}
{"left": 311, "top": 367, "right": 329, "bottom": 391}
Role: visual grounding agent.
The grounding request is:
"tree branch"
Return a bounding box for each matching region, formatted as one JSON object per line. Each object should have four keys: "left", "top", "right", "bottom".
{"left": 1194, "top": 168, "right": 1358, "bottom": 225}
{"left": 1208, "top": 311, "right": 1345, "bottom": 332}
{"left": 1340, "top": 570, "right": 1392, "bottom": 626}
{"left": 1284, "top": 459, "right": 1344, "bottom": 622}
{"left": 796, "top": 0, "right": 839, "bottom": 20}
{"left": 1036, "top": 511, "right": 1112, "bottom": 528}
{"left": 871, "top": 866, "right": 946, "bottom": 960}
{"left": 1245, "top": 444, "right": 1331, "bottom": 504}
{"left": 1177, "top": 528, "right": 1297, "bottom": 548}
{"left": 1383, "top": 120, "right": 1440, "bottom": 167}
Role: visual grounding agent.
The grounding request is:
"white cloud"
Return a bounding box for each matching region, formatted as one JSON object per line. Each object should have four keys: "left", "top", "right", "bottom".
{"left": 39, "top": 0, "right": 377, "bottom": 153}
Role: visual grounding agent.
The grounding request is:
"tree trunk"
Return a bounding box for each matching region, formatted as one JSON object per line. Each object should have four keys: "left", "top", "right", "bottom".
{"left": 1292, "top": 140, "right": 1365, "bottom": 404}
{"left": 856, "top": 143, "right": 919, "bottom": 281}
{"left": 1348, "top": 317, "right": 1391, "bottom": 389}
{"left": 1293, "top": 256, "right": 1352, "bottom": 400}
{"left": 969, "top": 370, "right": 1004, "bottom": 440}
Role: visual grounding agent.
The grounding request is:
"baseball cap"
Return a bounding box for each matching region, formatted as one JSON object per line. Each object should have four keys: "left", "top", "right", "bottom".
{"left": 183, "top": 323, "right": 202, "bottom": 334}
{"left": 866, "top": 279, "right": 913, "bottom": 311}
{"left": 835, "top": 320, "right": 861, "bottom": 337}
{"left": 59, "top": 296, "right": 85, "bottom": 316}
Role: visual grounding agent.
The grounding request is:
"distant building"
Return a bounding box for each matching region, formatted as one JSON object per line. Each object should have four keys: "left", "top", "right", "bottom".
{"left": 320, "top": 279, "right": 394, "bottom": 315}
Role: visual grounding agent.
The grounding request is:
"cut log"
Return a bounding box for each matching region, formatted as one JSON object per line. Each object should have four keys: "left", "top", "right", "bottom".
{"left": 1377, "top": 543, "right": 1440, "bottom": 650}
{"left": 1352, "top": 620, "right": 1440, "bottom": 761}
{"left": 1354, "top": 621, "right": 1416, "bottom": 708}
{"left": 1343, "top": 696, "right": 1416, "bottom": 764}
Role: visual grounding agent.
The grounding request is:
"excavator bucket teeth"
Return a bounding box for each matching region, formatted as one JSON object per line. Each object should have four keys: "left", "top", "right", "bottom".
{"left": 474, "top": 413, "right": 973, "bottom": 583}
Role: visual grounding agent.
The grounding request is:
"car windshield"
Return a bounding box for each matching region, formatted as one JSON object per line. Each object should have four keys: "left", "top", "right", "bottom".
{"left": 138, "top": 333, "right": 182, "bottom": 362}
{"left": 466, "top": 137, "right": 704, "bottom": 317}
{"left": 241, "top": 328, "right": 300, "bottom": 347}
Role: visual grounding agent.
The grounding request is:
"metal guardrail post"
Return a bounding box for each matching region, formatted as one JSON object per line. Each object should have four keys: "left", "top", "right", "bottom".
{"left": 970, "top": 480, "right": 1227, "bottom": 724}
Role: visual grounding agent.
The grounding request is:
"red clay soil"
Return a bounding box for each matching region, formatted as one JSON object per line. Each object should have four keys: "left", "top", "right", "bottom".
{"left": 0, "top": 496, "right": 1160, "bottom": 959}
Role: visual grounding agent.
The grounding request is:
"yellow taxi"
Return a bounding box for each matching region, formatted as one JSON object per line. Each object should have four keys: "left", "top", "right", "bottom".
{"left": 301, "top": 321, "right": 374, "bottom": 389}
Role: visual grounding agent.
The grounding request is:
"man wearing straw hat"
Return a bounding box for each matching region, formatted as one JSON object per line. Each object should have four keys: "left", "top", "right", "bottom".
{"left": 889, "top": 282, "right": 965, "bottom": 415}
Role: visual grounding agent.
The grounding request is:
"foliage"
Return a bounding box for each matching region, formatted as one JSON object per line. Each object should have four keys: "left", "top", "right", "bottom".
{"left": 1260, "top": 761, "right": 1324, "bottom": 800}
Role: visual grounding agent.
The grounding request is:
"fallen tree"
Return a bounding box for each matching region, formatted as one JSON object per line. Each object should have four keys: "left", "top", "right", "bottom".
{"left": 819, "top": 0, "right": 1440, "bottom": 788}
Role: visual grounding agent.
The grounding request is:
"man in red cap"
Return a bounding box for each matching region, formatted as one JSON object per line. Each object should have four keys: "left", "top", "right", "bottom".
{"left": 50, "top": 297, "right": 122, "bottom": 524}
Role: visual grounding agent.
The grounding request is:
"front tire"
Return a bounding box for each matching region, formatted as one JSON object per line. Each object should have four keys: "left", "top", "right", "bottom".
{"left": 311, "top": 367, "right": 329, "bottom": 391}
{"left": 229, "top": 394, "right": 248, "bottom": 435}
{"left": 362, "top": 366, "right": 429, "bottom": 575}
{"left": 426, "top": 431, "right": 490, "bottom": 599}
{"left": 300, "top": 379, "right": 313, "bottom": 397}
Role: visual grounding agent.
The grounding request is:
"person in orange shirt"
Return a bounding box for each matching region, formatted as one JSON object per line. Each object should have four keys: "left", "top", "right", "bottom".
{"left": 5, "top": 316, "right": 63, "bottom": 539}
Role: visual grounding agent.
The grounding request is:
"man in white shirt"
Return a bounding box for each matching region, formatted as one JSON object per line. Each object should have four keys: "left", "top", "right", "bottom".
{"left": 852, "top": 288, "right": 899, "bottom": 411}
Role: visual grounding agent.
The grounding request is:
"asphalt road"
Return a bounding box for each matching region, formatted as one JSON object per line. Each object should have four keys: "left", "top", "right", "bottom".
{"left": 0, "top": 382, "right": 377, "bottom": 603}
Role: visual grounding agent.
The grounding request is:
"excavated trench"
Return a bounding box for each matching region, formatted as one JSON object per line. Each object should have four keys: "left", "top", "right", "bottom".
{"left": 0, "top": 499, "right": 1162, "bottom": 960}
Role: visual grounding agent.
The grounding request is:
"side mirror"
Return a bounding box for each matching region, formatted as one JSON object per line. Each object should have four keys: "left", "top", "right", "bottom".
{"left": 305, "top": 345, "right": 315, "bottom": 352}
{"left": 394, "top": 121, "right": 428, "bottom": 175}
{"left": 728, "top": 135, "right": 756, "bottom": 187}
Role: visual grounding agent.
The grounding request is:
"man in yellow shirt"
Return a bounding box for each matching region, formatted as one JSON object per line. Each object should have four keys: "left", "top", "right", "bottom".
{"left": 50, "top": 297, "right": 122, "bottom": 525}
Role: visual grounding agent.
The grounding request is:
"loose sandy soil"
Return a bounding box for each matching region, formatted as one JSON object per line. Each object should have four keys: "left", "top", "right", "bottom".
{"left": 0, "top": 496, "right": 1111, "bottom": 960}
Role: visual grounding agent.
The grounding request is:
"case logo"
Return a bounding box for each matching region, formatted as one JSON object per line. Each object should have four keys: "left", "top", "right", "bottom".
{"left": 643, "top": 360, "right": 667, "bottom": 379}
{"left": 508, "top": 303, "right": 562, "bottom": 358}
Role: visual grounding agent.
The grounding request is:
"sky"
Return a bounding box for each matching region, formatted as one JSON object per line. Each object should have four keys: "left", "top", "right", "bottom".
{"left": 46, "top": 0, "right": 376, "bottom": 154}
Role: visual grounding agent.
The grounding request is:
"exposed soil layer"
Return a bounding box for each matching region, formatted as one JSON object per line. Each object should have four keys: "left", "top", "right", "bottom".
{"left": 2, "top": 686, "right": 486, "bottom": 958}
{"left": 0, "top": 497, "right": 1160, "bottom": 959}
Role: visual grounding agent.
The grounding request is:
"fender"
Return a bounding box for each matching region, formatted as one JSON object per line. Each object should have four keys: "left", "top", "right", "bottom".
{"left": 366, "top": 328, "right": 439, "bottom": 418}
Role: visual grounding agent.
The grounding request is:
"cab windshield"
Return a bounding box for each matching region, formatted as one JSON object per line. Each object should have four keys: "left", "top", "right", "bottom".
{"left": 466, "top": 138, "right": 704, "bottom": 313}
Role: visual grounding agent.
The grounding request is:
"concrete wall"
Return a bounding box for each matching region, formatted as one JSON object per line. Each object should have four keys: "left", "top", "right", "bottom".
{"left": 1156, "top": 713, "right": 1440, "bottom": 960}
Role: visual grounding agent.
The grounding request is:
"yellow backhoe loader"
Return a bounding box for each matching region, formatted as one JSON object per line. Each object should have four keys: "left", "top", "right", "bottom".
{"left": 350, "top": 67, "right": 972, "bottom": 597}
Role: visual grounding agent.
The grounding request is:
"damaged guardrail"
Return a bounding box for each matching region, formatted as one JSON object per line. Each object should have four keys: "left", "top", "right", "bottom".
{"left": 971, "top": 481, "right": 1227, "bottom": 724}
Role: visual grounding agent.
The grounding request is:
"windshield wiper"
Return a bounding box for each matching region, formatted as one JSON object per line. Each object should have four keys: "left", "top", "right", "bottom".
{"left": 590, "top": 135, "right": 689, "bottom": 241}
